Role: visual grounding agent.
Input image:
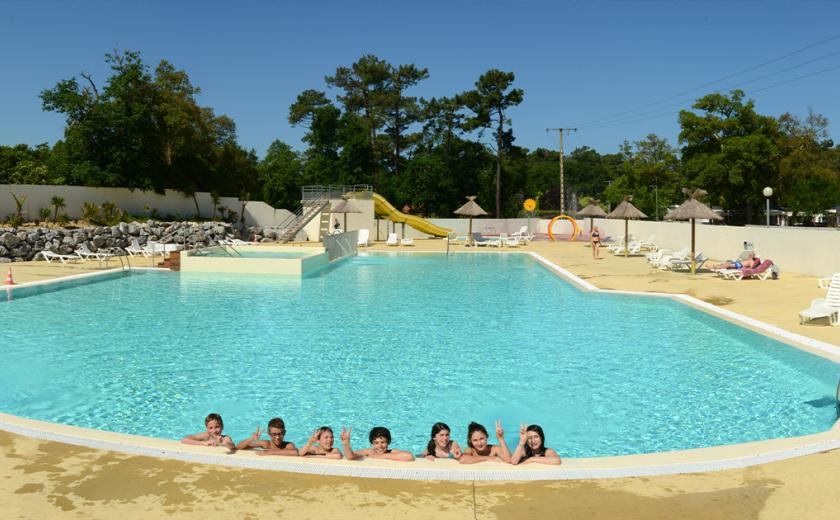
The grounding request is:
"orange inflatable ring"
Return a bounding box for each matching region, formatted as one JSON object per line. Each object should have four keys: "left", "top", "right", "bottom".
{"left": 547, "top": 215, "right": 580, "bottom": 241}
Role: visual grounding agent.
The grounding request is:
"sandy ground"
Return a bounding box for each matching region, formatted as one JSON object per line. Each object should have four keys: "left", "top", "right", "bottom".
{"left": 2, "top": 240, "right": 839, "bottom": 519}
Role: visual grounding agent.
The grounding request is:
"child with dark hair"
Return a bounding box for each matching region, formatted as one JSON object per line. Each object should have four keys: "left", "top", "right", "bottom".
{"left": 510, "top": 424, "right": 561, "bottom": 465}
{"left": 181, "top": 413, "right": 235, "bottom": 449}
{"left": 298, "top": 426, "right": 342, "bottom": 459}
{"left": 459, "top": 420, "right": 512, "bottom": 464}
{"left": 237, "top": 417, "right": 299, "bottom": 456}
{"left": 418, "top": 422, "right": 462, "bottom": 460}
{"left": 342, "top": 426, "right": 414, "bottom": 461}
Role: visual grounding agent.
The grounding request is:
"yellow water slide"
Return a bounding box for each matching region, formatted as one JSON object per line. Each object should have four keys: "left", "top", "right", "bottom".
{"left": 372, "top": 192, "right": 451, "bottom": 237}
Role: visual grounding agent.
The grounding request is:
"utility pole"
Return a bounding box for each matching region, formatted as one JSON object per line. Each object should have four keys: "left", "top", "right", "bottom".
{"left": 547, "top": 127, "right": 577, "bottom": 215}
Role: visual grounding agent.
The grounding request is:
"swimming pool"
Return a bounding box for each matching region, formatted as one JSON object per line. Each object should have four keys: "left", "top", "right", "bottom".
{"left": 1, "top": 252, "right": 837, "bottom": 458}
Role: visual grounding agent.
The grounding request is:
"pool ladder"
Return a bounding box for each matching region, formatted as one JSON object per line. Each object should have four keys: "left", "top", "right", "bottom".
{"left": 836, "top": 379, "right": 840, "bottom": 419}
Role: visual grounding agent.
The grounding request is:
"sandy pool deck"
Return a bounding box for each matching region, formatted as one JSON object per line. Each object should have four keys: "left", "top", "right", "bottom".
{"left": 2, "top": 240, "right": 839, "bottom": 519}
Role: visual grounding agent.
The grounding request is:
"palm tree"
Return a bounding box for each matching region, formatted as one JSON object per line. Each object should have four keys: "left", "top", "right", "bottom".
{"left": 50, "top": 196, "right": 66, "bottom": 223}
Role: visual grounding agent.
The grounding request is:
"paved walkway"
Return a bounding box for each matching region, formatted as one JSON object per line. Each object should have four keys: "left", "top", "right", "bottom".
{"left": 2, "top": 240, "right": 839, "bottom": 519}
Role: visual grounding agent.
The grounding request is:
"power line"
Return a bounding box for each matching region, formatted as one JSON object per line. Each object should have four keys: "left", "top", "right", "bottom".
{"left": 572, "top": 32, "right": 840, "bottom": 128}
{"left": 577, "top": 50, "right": 840, "bottom": 129}
{"left": 576, "top": 63, "right": 840, "bottom": 131}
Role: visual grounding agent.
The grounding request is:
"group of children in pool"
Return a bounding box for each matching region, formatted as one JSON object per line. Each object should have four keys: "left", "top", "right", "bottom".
{"left": 182, "top": 414, "right": 562, "bottom": 465}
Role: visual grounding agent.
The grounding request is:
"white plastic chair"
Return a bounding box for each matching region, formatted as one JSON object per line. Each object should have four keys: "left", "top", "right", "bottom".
{"left": 800, "top": 274, "right": 840, "bottom": 326}
{"left": 386, "top": 233, "right": 398, "bottom": 246}
{"left": 357, "top": 229, "right": 370, "bottom": 247}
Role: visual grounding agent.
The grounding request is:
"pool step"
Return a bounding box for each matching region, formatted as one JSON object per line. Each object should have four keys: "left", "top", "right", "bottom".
{"left": 157, "top": 251, "right": 181, "bottom": 271}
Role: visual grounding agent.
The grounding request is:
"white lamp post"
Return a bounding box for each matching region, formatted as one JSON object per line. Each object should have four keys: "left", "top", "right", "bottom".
{"left": 762, "top": 187, "right": 773, "bottom": 227}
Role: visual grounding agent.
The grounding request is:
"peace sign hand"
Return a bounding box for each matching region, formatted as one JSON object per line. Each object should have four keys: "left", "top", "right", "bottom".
{"left": 250, "top": 425, "right": 263, "bottom": 442}
{"left": 341, "top": 426, "right": 352, "bottom": 443}
{"left": 495, "top": 420, "right": 505, "bottom": 439}
{"left": 518, "top": 423, "right": 528, "bottom": 445}
{"left": 308, "top": 429, "right": 321, "bottom": 445}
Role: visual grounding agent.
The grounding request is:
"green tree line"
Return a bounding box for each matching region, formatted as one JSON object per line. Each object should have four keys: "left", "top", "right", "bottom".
{"left": 2, "top": 50, "right": 839, "bottom": 225}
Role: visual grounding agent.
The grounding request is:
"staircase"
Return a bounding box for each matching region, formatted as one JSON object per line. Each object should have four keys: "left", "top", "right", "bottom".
{"left": 157, "top": 251, "right": 181, "bottom": 271}
{"left": 277, "top": 198, "right": 330, "bottom": 243}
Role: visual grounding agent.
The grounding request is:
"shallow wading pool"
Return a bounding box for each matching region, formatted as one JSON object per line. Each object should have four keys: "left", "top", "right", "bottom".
{"left": 1, "top": 252, "right": 838, "bottom": 458}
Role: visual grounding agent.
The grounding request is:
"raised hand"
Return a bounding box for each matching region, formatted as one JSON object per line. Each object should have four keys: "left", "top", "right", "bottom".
{"left": 495, "top": 420, "right": 505, "bottom": 439}
{"left": 250, "top": 425, "right": 263, "bottom": 442}
{"left": 341, "top": 426, "right": 352, "bottom": 443}
{"left": 519, "top": 423, "right": 528, "bottom": 445}
{"left": 452, "top": 444, "right": 462, "bottom": 458}
{"left": 308, "top": 429, "right": 321, "bottom": 445}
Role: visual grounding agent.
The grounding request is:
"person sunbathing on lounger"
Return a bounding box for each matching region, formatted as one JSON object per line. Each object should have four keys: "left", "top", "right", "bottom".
{"left": 712, "top": 253, "right": 758, "bottom": 270}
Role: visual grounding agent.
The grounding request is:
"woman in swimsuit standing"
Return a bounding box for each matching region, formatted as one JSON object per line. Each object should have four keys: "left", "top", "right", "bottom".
{"left": 591, "top": 226, "right": 602, "bottom": 259}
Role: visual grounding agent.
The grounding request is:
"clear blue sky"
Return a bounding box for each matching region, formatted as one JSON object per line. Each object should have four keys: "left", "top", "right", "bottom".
{"left": 2, "top": 0, "right": 839, "bottom": 158}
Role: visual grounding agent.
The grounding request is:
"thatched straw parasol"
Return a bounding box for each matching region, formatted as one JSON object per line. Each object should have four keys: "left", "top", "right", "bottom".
{"left": 454, "top": 196, "right": 488, "bottom": 244}
{"left": 663, "top": 188, "right": 723, "bottom": 274}
{"left": 576, "top": 200, "right": 608, "bottom": 236}
{"left": 330, "top": 198, "right": 362, "bottom": 232}
{"left": 606, "top": 196, "right": 648, "bottom": 257}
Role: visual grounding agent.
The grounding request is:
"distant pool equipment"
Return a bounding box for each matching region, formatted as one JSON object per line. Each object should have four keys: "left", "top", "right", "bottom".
{"left": 547, "top": 215, "right": 580, "bottom": 241}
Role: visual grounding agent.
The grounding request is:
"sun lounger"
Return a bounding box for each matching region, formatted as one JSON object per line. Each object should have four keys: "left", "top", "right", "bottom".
{"left": 799, "top": 274, "right": 840, "bottom": 326}
{"left": 723, "top": 259, "right": 775, "bottom": 280}
{"left": 35, "top": 250, "right": 81, "bottom": 264}
{"left": 386, "top": 233, "right": 399, "bottom": 246}
{"left": 666, "top": 252, "right": 708, "bottom": 271}
{"left": 75, "top": 243, "right": 115, "bottom": 261}
{"left": 357, "top": 229, "right": 370, "bottom": 247}
{"left": 126, "top": 238, "right": 150, "bottom": 257}
{"left": 401, "top": 237, "right": 415, "bottom": 246}
{"left": 652, "top": 246, "right": 690, "bottom": 269}
{"left": 469, "top": 232, "right": 499, "bottom": 247}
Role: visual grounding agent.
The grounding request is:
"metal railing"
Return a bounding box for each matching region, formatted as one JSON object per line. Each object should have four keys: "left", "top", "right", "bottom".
{"left": 323, "top": 230, "right": 358, "bottom": 262}
{"left": 302, "top": 184, "right": 373, "bottom": 201}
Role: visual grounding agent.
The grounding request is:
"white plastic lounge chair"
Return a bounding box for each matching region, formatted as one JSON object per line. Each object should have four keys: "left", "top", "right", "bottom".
{"left": 401, "top": 237, "right": 415, "bottom": 246}
{"left": 638, "top": 235, "right": 658, "bottom": 251}
{"left": 447, "top": 232, "right": 468, "bottom": 245}
{"left": 818, "top": 275, "right": 837, "bottom": 289}
{"left": 470, "top": 232, "right": 498, "bottom": 247}
{"left": 722, "top": 259, "right": 776, "bottom": 281}
{"left": 386, "top": 233, "right": 399, "bottom": 246}
{"left": 799, "top": 274, "right": 840, "bottom": 326}
{"left": 612, "top": 241, "right": 642, "bottom": 256}
{"left": 510, "top": 226, "right": 534, "bottom": 242}
{"left": 357, "top": 229, "right": 370, "bottom": 247}
{"left": 36, "top": 250, "right": 81, "bottom": 264}
{"left": 499, "top": 233, "right": 520, "bottom": 247}
{"left": 126, "top": 238, "right": 150, "bottom": 257}
{"left": 666, "top": 252, "right": 708, "bottom": 271}
{"left": 75, "top": 243, "right": 115, "bottom": 260}
{"left": 652, "top": 246, "right": 690, "bottom": 269}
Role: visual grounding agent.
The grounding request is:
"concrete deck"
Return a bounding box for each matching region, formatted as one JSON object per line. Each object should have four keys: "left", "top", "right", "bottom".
{"left": 2, "top": 240, "right": 839, "bottom": 519}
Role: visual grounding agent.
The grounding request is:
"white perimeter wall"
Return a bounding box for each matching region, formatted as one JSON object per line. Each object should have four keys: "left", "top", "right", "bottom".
{"left": 583, "top": 217, "right": 840, "bottom": 278}
{"left": 0, "top": 184, "right": 293, "bottom": 227}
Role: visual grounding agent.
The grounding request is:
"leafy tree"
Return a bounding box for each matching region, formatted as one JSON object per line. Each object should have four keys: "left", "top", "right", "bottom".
{"left": 603, "top": 135, "right": 681, "bottom": 219}
{"left": 381, "top": 64, "right": 429, "bottom": 174}
{"left": 258, "top": 140, "right": 303, "bottom": 210}
{"left": 460, "top": 69, "right": 524, "bottom": 217}
{"left": 679, "top": 90, "right": 779, "bottom": 224}
{"left": 776, "top": 111, "right": 840, "bottom": 224}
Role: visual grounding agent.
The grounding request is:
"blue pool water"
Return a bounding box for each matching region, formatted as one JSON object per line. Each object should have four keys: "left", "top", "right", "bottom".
{"left": 1, "top": 253, "right": 838, "bottom": 457}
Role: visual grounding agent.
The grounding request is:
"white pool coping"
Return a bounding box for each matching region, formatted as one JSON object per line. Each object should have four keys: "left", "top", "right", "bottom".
{"left": 1, "top": 251, "right": 839, "bottom": 481}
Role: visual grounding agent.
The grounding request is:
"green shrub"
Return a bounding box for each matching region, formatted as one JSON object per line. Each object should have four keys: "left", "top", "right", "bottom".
{"left": 100, "top": 201, "right": 124, "bottom": 225}
{"left": 81, "top": 202, "right": 100, "bottom": 223}
{"left": 39, "top": 207, "right": 52, "bottom": 223}
{"left": 56, "top": 214, "right": 70, "bottom": 225}
{"left": 6, "top": 214, "right": 23, "bottom": 227}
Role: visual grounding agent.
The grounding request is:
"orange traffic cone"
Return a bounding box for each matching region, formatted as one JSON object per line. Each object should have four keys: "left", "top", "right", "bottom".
{"left": 4, "top": 268, "right": 14, "bottom": 285}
